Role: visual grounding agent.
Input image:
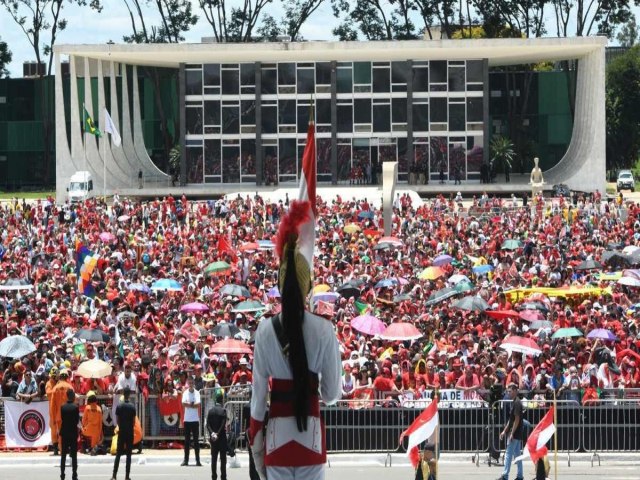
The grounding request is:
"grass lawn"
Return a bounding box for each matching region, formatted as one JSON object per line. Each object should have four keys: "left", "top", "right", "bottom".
{"left": 0, "top": 191, "right": 55, "bottom": 200}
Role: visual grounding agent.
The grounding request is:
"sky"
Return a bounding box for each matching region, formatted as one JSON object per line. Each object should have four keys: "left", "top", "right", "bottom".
{"left": 0, "top": 1, "right": 633, "bottom": 78}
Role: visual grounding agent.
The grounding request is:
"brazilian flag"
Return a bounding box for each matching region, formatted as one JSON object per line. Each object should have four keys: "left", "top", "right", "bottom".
{"left": 83, "top": 107, "right": 102, "bottom": 137}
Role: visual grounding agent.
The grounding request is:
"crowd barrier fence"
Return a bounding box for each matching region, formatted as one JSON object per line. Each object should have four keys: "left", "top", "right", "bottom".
{"left": 1, "top": 392, "right": 639, "bottom": 459}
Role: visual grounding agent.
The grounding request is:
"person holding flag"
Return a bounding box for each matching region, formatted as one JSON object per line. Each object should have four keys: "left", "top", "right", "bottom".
{"left": 248, "top": 198, "right": 342, "bottom": 480}
{"left": 399, "top": 398, "right": 439, "bottom": 480}
{"left": 497, "top": 383, "right": 525, "bottom": 480}
{"left": 514, "top": 406, "right": 556, "bottom": 480}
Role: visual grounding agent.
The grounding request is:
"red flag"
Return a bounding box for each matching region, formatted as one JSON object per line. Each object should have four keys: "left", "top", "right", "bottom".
{"left": 509, "top": 261, "right": 519, "bottom": 279}
{"left": 179, "top": 320, "right": 201, "bottom": 342}
{"left": 297, "top": 112, "right": 316, "bottom": 270}
{"left": 516, "top": 406, "right": 556, "bottom": 464}
{"left": 158, "top": 395, "right": 182, "bottom": 417}
{"left": 399, "top": 398, "right": 439, "bottom": 468}
{"left": 217, "top": 235, "right": 237, "bottom": 262}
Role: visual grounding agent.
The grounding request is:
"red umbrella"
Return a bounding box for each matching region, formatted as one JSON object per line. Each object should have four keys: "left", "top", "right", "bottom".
{"left": 239, "top": 242, "right": 260, "bottom": 252}
{"left": 209, "top": 338, "right": 252, "bottom": 354}
{"left": 519, "top": 310, "right": 545, "bottom": 322}
{"left": 380, "top": 322, "right": 422, "bottom": 341}
{"left": 500, "top": 335, "right": 542, "bottom": 356}
{"left": 378, "top": 236, "right": 403, "bottom": 246}
{"left": 486, "top": 309, "right": 520, "bottom": 320}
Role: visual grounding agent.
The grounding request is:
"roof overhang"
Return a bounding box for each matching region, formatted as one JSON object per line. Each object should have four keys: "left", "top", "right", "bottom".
{"left": 55, "top": 37, "right": 607, "bottom": 69}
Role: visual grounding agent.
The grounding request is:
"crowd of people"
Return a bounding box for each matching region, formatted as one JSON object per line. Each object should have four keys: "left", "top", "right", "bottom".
{"left": 1, "top": 188, "right": 640, "bottom": 439}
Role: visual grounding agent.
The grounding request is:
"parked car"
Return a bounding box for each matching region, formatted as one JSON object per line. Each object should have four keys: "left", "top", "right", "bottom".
{"left": 617, "top": 170, "right": 635, "bottom": 192}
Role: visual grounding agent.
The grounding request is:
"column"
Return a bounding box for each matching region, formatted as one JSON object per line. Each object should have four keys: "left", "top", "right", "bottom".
{"left": 255, "top": 62, "right": 263, "bottom": 186}
{"left": 179, "top": 63, "right": 186, "bottom": 186}
{"left": 330, "top": 60, "right": 338, "bottom": 185}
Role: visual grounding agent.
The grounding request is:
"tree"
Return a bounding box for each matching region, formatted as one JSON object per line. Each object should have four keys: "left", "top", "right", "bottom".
{"left": 617, "top": 13, "right": 639, "bottom": 47}
{"left": 606, "top": 46, "right": 640, "bottom": 173}
{"left": 552, "top": 0, "right": 634, "bottom": 38}
{"left": 199, "top": 0, "right": 274, "bottom": 42}
{"left": 122, "top": 0, "right": 198, "bottom": 174}
{"left": 1, "top": 0, "right": 102, "bottom": 185}
{"left": 490, "top": 135, "right": 516, "bottom": 178}
{"left": 0, "top": 37, "right": 11, "bottom": 78}
{"left": 280, "top": 0, "right": 328, "bottom": 40}
{"left": 331, "top": 0, "right": 419, "bottom": 40}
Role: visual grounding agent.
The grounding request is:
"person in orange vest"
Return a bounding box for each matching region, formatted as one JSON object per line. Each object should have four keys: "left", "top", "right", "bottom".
{"left": 46, "top": 366, "right": 60, "bottom": 455}
{"left": 51, "top": 369, "right": 74, "bottom": 451}
{"left": 82, "top": 391, "right": 103, "bottom": 455}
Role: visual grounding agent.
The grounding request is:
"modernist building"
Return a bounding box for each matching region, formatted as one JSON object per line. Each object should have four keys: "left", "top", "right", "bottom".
{"left": 53, "top": 37, "right": 606, "bottom": 199}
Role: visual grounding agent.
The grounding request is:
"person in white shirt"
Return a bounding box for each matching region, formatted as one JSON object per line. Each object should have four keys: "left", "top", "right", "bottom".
{"left": 181, "top": 376, "right": 202, "bottom": 466}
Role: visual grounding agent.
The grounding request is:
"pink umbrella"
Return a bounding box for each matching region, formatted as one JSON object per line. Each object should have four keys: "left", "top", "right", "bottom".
{"left": 99, "top": 232, "right": 115, "bottom": 243}
{"left": 180, "top": 302, "right": 210, "bottom": 313}
{"left": 486, "top": 309, "right": 520, "bottom": 320}
{"left": 210, "top": 338, "right": 252, "bottom": 354}
{"left": 351, "top": 314, "right": 386, "bottom": 336}
{"left": 380, "top": 322, "right": 422, "bottom": 341}
{"left": 500, "top": 335, "right": 542, "bottom": 356}
{"left": 519, "top": 309, "right": 545, "bottom": 322}
{"left": 378, "top": 236, "right": 403, "bottom": 246}
{"left": 240, "top": 242, "right": 259, "bottom": 252}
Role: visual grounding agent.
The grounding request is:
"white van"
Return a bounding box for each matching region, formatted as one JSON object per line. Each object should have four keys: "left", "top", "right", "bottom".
{"left": 67, "top": 171, "right": 94, "bottom": 202}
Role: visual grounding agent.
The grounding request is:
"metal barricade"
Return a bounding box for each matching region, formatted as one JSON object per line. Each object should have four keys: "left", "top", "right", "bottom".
{"left": 492, "top": 399, "right": 581, "bottom": 455}
{"left": 581, "top": 399, "right": 640, "bottom": 459}
{"left": 0, "top": 397, "right": 5, "bottom": 436}
{"left": 322, "top": 399, "right": 409, "bottom": 454}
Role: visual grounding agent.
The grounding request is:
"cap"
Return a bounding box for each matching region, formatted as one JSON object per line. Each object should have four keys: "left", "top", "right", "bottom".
{"left": 239, "top": 357, "right": 248, "bottom": 366}
{"left": 87, "top": 390, "right": 96, "bottom": 399}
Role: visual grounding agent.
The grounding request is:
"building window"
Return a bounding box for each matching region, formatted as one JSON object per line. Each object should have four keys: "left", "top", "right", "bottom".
{"left": 222, "top": 68, "right": 239, "bottom": 95}
{"left": 392, "top": 98, "right": 407, "bottom": 124}
{"left": 185, "top": 69, "right": 202, "bottom": 95}
{"left": 449, "top": 102, "right": 465, "bottom": 131}
{"left": 337, "top": 65, "right": 352, "bottom": 93}
{"left": 466, "top": 60, "right": 483, "bottom": 83}
{"left": 373, "top": 103, "right": 391, "bottom": 132}
{"left": 354, "top": 62, "right": 371, "bottom": 85}
{"left": 412, "top": 102, "right": 429, "bottom": 132}
{"left": 279, "top": 138, "right": 297, "bottom": 180}
{"left": 316, "top": 62, "right": 331, "bottom": 85}
{"left": 241, "top": 139, "right": 256, "bottom": 179}
{"left": 430, "top": 97, "right": 447, "bottom": 123}
{"left": 316, "top": 99, "right": 331, "bottom": 125}
{"left": 373, "top": 66, "right": 390, "bottom": 93}
{"left": 186, "top": 106, "right": 202, "bottom": 135}
{"left": 222, "top": 145, "right": 240, "bottom": 183}
{"left": 413, "top": 66, "right": 429, "bottom": 92}
{"left": 354, "top": 99, "right": 372, "bottom": 124}
{"left": 467, "top": 97, "right": 483, "bottom": 123}
{"left": 278, "top": 63, "right": 296, "bottom": 85}
{"left": 222, "top": 104, "right": 240, "bottom": 134}
{"left": 297, "top": 67, "right": 315, "bottom": 94}
{"left": 204, "top": 101, "right": 220, "bottom": 126}
{"left": 204, "top": 139, "right": 221, "bottom": 177}
{"left": 262, "top": 104, "right": 277, "bottom": 134}
{"left": 203, "top": 64, "right": 220, "bottom": 86}
{"left": 448, "top": 65, "right": 465, "bottom": 92}
{"left": 186, "top": 146, "right": 203, "bottom": 183}
{"left": 279, "top": 99, "right": 296, "bottom": 126}
{"left": 337, "top": 102, "right": 353, "bottom": 133}
{"left": 261, "top": 67, "right": 277, "bottom": 95}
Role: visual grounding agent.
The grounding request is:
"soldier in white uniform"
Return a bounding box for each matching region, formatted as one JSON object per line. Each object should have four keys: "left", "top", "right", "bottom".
{"left": 249, "top": 200, "right": 342, "bottom": 480}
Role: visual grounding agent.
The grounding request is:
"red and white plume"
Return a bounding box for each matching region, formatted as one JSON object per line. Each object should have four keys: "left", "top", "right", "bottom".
{"left": 399, "top": 398, "right": 439, "bottom": 468}
{"left": 275, "top": 200, "right": 311, "bottom": 259}
{"left": 296, "top": 115, "right": 316, "bottom": 270}
{"left": 515, "top": 406, "right": 556, "bottom": 464}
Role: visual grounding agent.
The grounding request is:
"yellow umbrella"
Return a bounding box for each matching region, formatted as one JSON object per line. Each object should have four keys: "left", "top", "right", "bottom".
{"left": 313, "top": 284, "right": 331, "bottom": 294}
{"left": 343, "top": 223, "right": 361, "bottom": 234}
{"left": 418, "top": 266, "right": 446, "bottom": 281}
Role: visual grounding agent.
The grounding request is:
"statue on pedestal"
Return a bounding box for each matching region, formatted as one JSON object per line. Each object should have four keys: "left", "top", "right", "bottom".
{"left": 530, "top": 157, "right": 545, "bottom": 202}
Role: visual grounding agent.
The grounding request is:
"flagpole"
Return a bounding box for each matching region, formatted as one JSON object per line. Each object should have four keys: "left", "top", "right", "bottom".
{"left": 553, "top": 390, "right": 558, "bottom": 480}
{"left": 83, "top": 102, "right": 87, "bottom": 172}
{"left": 103, "top": 108, "right": 107, "bottom": 199}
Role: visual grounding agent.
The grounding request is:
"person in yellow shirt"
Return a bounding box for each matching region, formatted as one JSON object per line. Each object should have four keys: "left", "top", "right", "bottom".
{"left": 46, "top": 367, "right": 60, "bottom": 455}
{"left": 82, "top": 391, "right": 103, "bottom": 455}
{"left": 51, "top": 370, "right": 74, "bottom": 451}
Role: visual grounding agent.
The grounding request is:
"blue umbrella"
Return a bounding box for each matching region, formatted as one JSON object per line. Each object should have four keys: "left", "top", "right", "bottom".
{"left": 267, "top": 286, "right": 281, "bottom": 298}
{"left": 587, "top": 329, "right": 618, "bottom": 341}
{"left": 472, "top": 264, "right": 494, "bottom": 275}
{"left": 128, "top": 283, "right": 150, "bottom": 294}
{"left": 433, "top": 254, "right": 453, "bottom": 266}
{"left": 358, "top": 211, "right": 375, "bottom": 219}
{"left": 151, "top": 279, "right": 183, "bottom": 292}
{"left": 375, "top": 278, "right": 397, "bottom": 288}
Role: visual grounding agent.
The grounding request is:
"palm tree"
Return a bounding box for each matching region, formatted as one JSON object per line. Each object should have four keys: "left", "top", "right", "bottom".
{"left": 490, "top": 136, "right": 516, "bottom": 182}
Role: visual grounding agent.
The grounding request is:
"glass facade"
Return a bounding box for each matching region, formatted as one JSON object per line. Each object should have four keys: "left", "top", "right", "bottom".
{"left": 184, "top": 59, "right": 485, "bottom": 184}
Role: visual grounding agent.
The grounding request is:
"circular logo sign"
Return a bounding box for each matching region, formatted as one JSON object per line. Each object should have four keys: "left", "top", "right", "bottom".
{"left": 18, "top": 410, "right": 46, "bottom": 442}
{"left": 163, "top": 414, "right": 179, "bottom": 426}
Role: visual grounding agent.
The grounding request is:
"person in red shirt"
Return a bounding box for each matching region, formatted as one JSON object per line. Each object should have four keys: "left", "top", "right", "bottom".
{"left": 456, "top": 365, "right": 481, "bottom": 398}
{"left": 446, "top": 358, "right": 464, "bottom": 386}
{"left": 373, "top": 367, "right": 398, "bottom": 393}
{"left": 231, "top": 357, "right": 253, "bottom": 384}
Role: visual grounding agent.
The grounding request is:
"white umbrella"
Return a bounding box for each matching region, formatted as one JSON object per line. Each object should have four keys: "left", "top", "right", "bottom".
{"left": 0, "top": 335, "right": 36, "bottom": 358}
{"left": 76, "top": 359, "right": 113, "bottom": 379}
{"left": 618, "top": 276, "right": 640, "bottom": 287}
{"left": 448, "top": 274, "right": 471, "bottom": 285}
{"left": 0, "top": 279, "right": 34, "bottom": 291}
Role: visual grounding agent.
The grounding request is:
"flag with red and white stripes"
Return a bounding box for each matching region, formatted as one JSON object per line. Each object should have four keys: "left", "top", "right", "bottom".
{"left": 515, "top": 406, "right": 556, "bottom": 464}
{"left": 297, "top": 112, "right": 316, "bottom": 270}
{"left": 399, "top": 398, "right": 439, "bottom": 468}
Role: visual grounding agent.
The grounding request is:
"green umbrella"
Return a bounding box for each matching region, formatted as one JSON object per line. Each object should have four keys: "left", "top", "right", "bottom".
{"left": 204, "top": 261, "right": 232, "bottom": 275}
{"left": 501, "top": 239, "right": 523, "bottom": 251}
{"left": 454, "top": 281, "right": 474, "bottom": 293}
{"left": 551, "top": 327, "right": 584, "bottom": 339}
{"left": 232, "top": 300, "right": 266, "bottom": 313}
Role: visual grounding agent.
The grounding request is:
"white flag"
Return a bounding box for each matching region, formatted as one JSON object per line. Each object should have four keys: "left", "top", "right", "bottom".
{"left": 104, "top": 109, "right": 122, "bottom": 147}
{"left": 4, "top": 400, "right": 51, "bottom": 448}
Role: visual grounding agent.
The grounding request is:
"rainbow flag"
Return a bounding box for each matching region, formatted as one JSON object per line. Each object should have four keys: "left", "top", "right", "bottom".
{"left": 75, "top": 240, "right": 99, "bottom": 297}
